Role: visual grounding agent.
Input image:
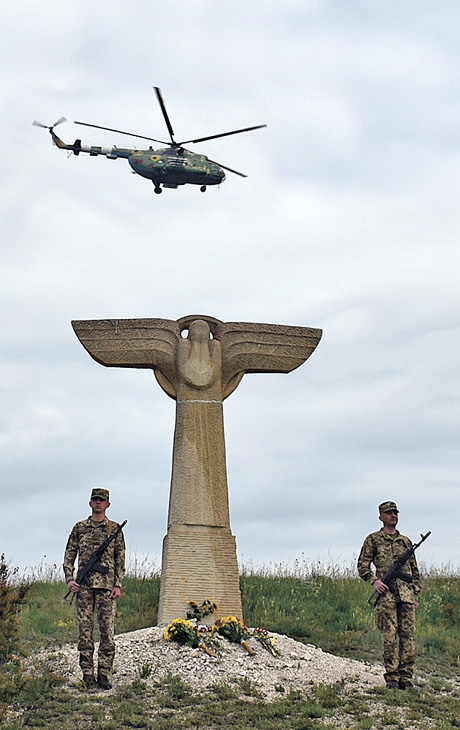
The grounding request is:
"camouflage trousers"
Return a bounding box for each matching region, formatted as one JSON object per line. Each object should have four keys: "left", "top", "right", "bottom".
{"left": 376, "top": 600, "right": 416, "bottom": 682}
{"left": 76, "top": 587, "right": 116, "bottom": 675}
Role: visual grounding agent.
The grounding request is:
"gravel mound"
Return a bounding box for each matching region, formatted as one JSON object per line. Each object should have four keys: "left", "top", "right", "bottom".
{"left": 34, "top": 626, "right": 384, "bottom": 699}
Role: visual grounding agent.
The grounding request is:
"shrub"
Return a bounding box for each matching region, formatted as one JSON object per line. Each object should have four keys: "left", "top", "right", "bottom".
{"left": 0, "top": 554, "right": 29, "bottom": 663}
{"left": 0, "top": 555, "right": 31, "bottom": 713}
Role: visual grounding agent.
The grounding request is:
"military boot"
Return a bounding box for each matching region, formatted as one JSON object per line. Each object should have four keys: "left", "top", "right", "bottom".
{"left": 399, "top": 679, "right": 415, "bottom": 690}
{"left": 82, "top": 673, "right": 96, "bottom": 689}
{"left": 97, "top": 671, "right": 112, "bottom": 690}
{"left": 385, "top": 680, "right": 399, "bottom": 689}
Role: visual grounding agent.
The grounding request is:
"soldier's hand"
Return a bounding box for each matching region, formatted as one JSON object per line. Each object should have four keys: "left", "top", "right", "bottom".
{"left": 67, "top": 580, "right": 80, "bottom": 593}
{"left": 373, "top": 579, "right": 389, "bottom": 594}
{"left": 110, "top": 587, "right": 121, "bottom": 600}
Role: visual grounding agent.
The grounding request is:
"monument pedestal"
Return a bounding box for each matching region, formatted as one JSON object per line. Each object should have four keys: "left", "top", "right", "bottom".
{"left": 157, "top": 524, "right": 242, "bottom": 625}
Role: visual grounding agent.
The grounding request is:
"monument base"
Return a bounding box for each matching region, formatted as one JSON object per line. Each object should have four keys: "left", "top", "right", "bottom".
{"left": 157, "top": 524, "right": 243, "bottom": 625}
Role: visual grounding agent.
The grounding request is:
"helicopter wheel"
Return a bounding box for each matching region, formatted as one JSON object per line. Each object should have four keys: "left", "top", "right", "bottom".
{"left": 154, "top": 186, "right": 162, "bottom": 194}
{"left": 200, "top": 186, "right": 207, "bottom": 193}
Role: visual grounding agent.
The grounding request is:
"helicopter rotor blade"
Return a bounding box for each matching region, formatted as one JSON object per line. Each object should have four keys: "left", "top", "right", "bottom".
{"left": 178, "top": 124, "right": 267, "bottom": 146}
{"left": 153, "top": 87, "right": 176, "bottom": 144}
{"left": 53, "top": 116, "right": 68, "bottom": 128}
{"left": 74, "top": 120, "right": 168, "bottom": 145}
{"left": 207, "top": 157, "right": 248, "bottom": 178}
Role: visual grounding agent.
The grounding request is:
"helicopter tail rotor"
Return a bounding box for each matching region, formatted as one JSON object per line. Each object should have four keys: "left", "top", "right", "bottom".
{"left": 32, "top": 116, "right": 67, "bottom": 131}
{"left": 32, "top": 117, "right": 68, "bottom": 144}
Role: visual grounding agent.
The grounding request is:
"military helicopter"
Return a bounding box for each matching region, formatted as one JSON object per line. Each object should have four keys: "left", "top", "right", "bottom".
{"left": 33, "top": 87, "right": 266, "bottom": 194}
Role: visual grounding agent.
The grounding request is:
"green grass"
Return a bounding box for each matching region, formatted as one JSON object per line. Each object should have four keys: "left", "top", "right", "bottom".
{"left": 240, "top": 570, "right": 459, "bottom": 673}
{"left": 18, "top": 576, "right": 160, "bottom": 653}
{"left": 2, "top": 672, "right": 459, "bottom": 730}
{"left": 1, "top": 561, "right": 458, "bottom": 729}
{"left": 16, "top": 565, "right": 459, "bottom": 673}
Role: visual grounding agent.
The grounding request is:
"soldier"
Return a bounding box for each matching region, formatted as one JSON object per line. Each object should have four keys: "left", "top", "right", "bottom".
{"left": 63, "top": 488, "right": 126, "bottom": 689}
{"left": 357, "top": 501, "right": 421, "bottom": 689}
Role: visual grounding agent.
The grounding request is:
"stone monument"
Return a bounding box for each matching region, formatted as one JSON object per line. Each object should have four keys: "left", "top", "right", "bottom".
{"left": 72, "top": 314, "right": 322, "bottom": 624}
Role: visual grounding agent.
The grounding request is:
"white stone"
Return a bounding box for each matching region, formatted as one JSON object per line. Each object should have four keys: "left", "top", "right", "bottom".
{"left": 27, "top": 626, "right": 384, "bottom": 699}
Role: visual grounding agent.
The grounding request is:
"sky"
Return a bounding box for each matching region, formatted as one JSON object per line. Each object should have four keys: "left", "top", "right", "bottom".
{"left": 1, "top": 0, "right": 458, "bottom": 578}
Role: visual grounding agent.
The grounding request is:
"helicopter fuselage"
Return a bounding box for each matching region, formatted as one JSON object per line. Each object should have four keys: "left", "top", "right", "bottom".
{"left": 129, "top": 147, "right": 225, "bottom": 188}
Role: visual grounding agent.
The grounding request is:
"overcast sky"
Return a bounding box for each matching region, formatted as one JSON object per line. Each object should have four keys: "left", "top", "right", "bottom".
{"left": 1, "top": 1, "right": 458, "bottom": 578}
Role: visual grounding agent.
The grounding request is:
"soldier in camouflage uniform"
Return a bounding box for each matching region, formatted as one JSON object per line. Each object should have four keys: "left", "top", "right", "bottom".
{"left": 63, "top": 488, "right": 126, "bottom": 690}
{"left": 357, "top": 501, "right": 420, "bottom": 690}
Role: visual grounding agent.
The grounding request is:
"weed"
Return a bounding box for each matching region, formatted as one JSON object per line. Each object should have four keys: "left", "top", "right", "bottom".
{"left": 138, "top": 662, "right": 153, "bottom": 679}
{"left": 209, "top": 681, "right": 239, "bottom": 700}
{"left": 234, "top": 675, "right": 263, "bottom": 697}
{"left": 312, "top": 682, "right": 343, "bottom": 709}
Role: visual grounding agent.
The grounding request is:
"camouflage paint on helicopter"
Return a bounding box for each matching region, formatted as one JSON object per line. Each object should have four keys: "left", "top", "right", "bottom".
{"left": 50, "top": 133, "right": 225, "bottom": 192}
{"left": 129, "top": 147, "right": 225, "bottom": 189}
{"left": 33, "top": 87, "right": 265, "bottom": 194}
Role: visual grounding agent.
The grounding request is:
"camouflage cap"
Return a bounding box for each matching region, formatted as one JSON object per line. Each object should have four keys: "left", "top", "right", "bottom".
{"left": 90, "top": 488, "right": 110, "bottom": 501}
{"left": 379, "top": 500, "right": 399, "bottom": 514}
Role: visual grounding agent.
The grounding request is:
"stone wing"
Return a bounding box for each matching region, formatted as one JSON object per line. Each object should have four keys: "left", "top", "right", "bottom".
{"left": 71, "top": 318, "right": 180, "bottom": 385}
{"left": 217, "top": 321, "right": 322, "bottom": 395}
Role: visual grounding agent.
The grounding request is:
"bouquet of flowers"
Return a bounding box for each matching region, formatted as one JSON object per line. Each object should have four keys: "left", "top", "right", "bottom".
{"left": 214, "top": 616, "right": 256, "bottom": 655}
{"left": 186, "top": 599, "right": 218, "bottom": 622}
{"left": 164, "top": 618, "right": 215, "bottom": 656}
{"left": 195, "top": 623, "right": 221, "bottom": 653}
{"left": 250, "top": 626, "right": 280, "bottom": 657}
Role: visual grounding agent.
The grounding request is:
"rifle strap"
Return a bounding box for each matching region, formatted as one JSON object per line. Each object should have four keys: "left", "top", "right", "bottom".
{"left": 108, "top": 520, "right": 114, "bottom": 537}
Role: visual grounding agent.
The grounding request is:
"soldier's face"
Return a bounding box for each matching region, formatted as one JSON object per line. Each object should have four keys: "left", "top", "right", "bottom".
{"left": 379, "top": 510, "right": 399, "bottom": 528}
{"left": 90, "top": 497, "right": 110, "bottom": 514}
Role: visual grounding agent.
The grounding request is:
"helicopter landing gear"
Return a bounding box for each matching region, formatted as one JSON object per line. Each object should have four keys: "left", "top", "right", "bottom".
{"left": 200, "top": 185, "right": 207, "bottom": 193}
{"left": 154, "top": 185, "right": 162, "bottom": 194}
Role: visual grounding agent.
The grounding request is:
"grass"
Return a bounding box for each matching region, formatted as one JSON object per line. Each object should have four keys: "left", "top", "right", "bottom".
{"left": 1, "top": 559, "right": 458, "bottom": 729}
{"left": 3, "top": 673, "right": 459, "bottom": 729}
{"left": 18, "top": 576, "right": 160, "bottom": 653}
{"left": 240, "top": 567, "right": 459, "bottom": 674}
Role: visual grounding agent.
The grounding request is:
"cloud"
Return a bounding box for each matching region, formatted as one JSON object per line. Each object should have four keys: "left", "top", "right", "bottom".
{"left": 1, "top": 1, "right": 458, "bottom": 575}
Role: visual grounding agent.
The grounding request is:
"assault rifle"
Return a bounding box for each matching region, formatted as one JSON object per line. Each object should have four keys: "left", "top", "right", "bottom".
{"left": 367, "top": 530, "right": 431, "bottom": 608}
{"left": 63, "top": 520, "right": 127, "bottom": 605}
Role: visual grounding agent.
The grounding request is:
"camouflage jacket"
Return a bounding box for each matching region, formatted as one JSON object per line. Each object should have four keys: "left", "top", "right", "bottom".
{"left": 357, "top": 528, "right": 421, "bottom": 604}
{"left": 63, "top": 516, "right": 126, "bottom": 590}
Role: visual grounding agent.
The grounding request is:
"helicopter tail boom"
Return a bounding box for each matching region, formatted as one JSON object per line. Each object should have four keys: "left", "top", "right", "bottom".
{"left": 51, "top": 131, "right": 130, "bottom": 160}
{"left": 50, "top": 129, "right": 70, "bottom": 149}
{"left": 78, "top": 141, "right": 119, "bottom": 158}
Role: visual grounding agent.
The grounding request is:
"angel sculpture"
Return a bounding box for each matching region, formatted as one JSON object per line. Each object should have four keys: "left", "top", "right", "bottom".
{"left": 72, "top": 314, "right": 322, "bottom": 622}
